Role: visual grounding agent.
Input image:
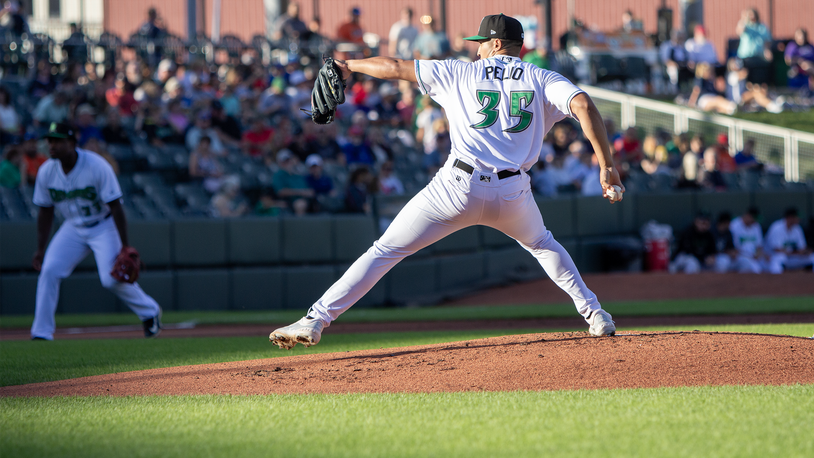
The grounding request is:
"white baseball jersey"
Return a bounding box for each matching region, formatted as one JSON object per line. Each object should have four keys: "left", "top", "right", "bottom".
{"left": 33, "top": 148, "right": 122, "bottom": 226}
{"left": 729, "top": 216, "right": 764, "bottom": 256}
{"left": 415, "top": 56, "right": 583, "bottom": 173}
{"left": 765, "top": 219, "right": 808, "bottom": 253}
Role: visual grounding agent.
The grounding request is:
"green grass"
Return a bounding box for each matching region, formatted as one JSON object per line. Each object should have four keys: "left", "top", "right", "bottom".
{"left": 2, "top": 385, "right": 813, "bottom": 458}
{"left": 2, "top": 324, "right": 812, "bottom": 388}
{"left": 732, "top": 109, "right": 814, "bottom": 134}
{"left": 2, "top": 296, "right": 813, "bottom": 329}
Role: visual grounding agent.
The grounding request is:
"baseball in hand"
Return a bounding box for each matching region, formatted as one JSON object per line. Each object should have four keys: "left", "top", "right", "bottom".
{"left": 606, "top": 185, "right": 623, "bottom": 202}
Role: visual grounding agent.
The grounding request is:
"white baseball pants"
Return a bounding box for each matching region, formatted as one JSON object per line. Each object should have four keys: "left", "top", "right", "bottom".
{"left": 31, "top": 218, "right": 161, "bottom": 340}
{"left": 767, "top": 252, "right": 814, "bottom": 274}
{"left": 308, "top": 159, "right": 603, "bottom": 326}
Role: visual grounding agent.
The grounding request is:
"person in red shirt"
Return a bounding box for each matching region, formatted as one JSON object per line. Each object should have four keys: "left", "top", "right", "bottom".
{"left": 337, "top": 7, "right": 364, "bottom": 44}
{"left": 613, "top": 127, "right": 644, "bottom": 167}
{"left": 714, "top": 133, "right": 738, "bottom": 173}
{"left": 242, "top": 117, "right": 274, "bottom": 158}
{"left": 20, "top": 133, "right": 47, "bottom": 185}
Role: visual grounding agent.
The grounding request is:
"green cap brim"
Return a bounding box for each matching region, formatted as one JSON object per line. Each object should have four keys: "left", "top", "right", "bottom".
{"left": 463, "top": 35, "right": 488, "bottom": 41}
{"left": 44, "top": 133, "right": 70, "bottom": 139}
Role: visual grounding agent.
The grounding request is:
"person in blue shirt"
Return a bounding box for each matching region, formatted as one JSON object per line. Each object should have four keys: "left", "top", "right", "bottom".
{"left": 736, "top": 8, "right": 773, "bottom": 84}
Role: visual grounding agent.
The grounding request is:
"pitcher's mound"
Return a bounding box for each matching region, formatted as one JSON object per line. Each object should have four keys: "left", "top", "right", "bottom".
{"left": 2, "top": 331, "right": 813, "bottom": 397}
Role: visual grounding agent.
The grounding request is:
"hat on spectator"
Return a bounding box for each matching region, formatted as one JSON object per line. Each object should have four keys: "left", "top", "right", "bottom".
{"left": 44, "top": 123, "right": 76, "bottom": 140}
{"left": 351, "top": 7, "right": 361, "bottom": 16}
{"left": 305, "top": 154, "right": 323, "bottom": 168}
{"left": 277, "top": 149, "right": 294, "bottom": 164}
{"left": 77, "top": 104, "right": 95, "bottom": 116}
{"left": 717, "top": 133, "right": 729, "bottom": 145}
{"left": 694, "top": 24, "right": 706, "bottom": 36}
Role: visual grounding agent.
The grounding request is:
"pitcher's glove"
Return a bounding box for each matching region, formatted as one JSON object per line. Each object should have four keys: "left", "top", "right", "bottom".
{"left": 110, "top": 246, "right": 142, "bottom": 284}
{"left": 307, "top": 57, "right": 346, "bottom": 124}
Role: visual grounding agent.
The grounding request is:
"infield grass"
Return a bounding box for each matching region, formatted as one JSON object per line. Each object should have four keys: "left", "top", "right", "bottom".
{"left": 2, "top": 385, "right": 813, "bottom": 458}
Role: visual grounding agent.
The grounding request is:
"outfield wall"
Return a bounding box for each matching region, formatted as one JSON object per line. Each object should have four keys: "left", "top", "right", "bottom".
{"left": 1, "top": 189, "right": 811, "bottom": 315}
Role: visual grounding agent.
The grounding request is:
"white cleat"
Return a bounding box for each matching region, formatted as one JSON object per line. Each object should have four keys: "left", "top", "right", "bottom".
{"left": 588, "top": 310, "right": 616, "bottom": 337}
{"left": 269, "top": 316, "right": 325, "bottom": 349}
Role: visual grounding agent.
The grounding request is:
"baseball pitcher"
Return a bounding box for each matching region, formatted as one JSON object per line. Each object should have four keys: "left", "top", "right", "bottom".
{"left": 271, "top": 14, "right": 624, "bottom": 349}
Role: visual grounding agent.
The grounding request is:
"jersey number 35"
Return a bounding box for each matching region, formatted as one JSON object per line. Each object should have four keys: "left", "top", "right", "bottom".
{"left": 470, "top": 90, "right": 535, "bottom": 134}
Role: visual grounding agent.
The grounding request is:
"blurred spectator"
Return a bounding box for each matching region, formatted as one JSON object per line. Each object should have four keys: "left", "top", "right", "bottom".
{"left": 138, "top": 7, "right": 164, "bottom": 39}
{"left": 0, "top": 86, "right": 20, "bottom": 143}
{"left": 254, "top": 187, "right": 287, "bottom": 216}
{"left": 337, "top": 7, "right": 365, "bottom": 45}
{"left": 713, "top": 134, "right": 737, "bottom": 173}
{"left": 522, "top": 43, "right": 550, "bottom": 69}
{"left": 0, "top": 145, "right": 24, "bottom": 188}
{"left": 163, "top": 100, "right": 189, "bottom": 145}
{"left": 531, "top": 160, "right": 556, "bottom": 197}
{"left": 389, "top": 7, "right": 418, "bottom": 60}
{"left": 397, "top": 87, "right": 417, "bottom": 129}
{"left": 784, "top": 28, "right": 814, "bottom": 89}
{"left": 76, "top": 104, "right": 103, "bottom": 147}
{"left": 698, "top": 147, "right": 727, "bottom": 191}
{"left": 343, "top": 125, "right": 375, "bottom": 167}
{"left": 189, "top": 136, "right": 224, "bottom": 193}
{"left": 713, "top": 212, "right": 740, "bottom": 273}
{"left": 0, "top": 1, "right": 29, "bottom": 36}
{"left": 211, "top": 100, "right": 242, "bottom": 148}
{"left": 734, "top": 138, "right": 763, "bottom": 170}
{"left": 242, "top": 116, "right": 274, "bottom": 158}
{"left": 32, "top": 89, "right": 70, "bottom": 128}
{"left": 684, "top": 25, "right": 718, "bottom": 70}
{"left": 378, "top": 160, "right": 404, "bottom": 195}
{"left": 669, "top": 212, "right": 718, "bottom": 274}
{"left": 546, "top": 153, "right": 576, "bottom": 194}
{"left": 20, "top": 133, "right": 45, "bottom": 185}
{"left": 186, "top": 111, "right": 226, "bottom": 155}
{"left": 580, "top": 154, "right": 603, "bottom": 196}
{"left": 641, "top": 135, "right": 671, "bottom": 176}
{"left": 730, "top": 206, "right": 765, "bottom": 273}
{"left": 100, "top": 109, "right": 130, "bottom": 145}
{"left": 63, "top": 22, "right": 88, "bottom": 64}
{"left": 551, "top": 123, "right": 574, "bottom": 157}
{"left": 271, "top": 2, "right": 307, "bottom": 42}
{"left": 415, "top": 95, "right": 444, "bottom": 170}
{"left": 273, "top": 149, "right": 313, "bottom": 216}
{"left": 619, "top": 9, "right": 642, "bottom": 33}
{"left": 736, "top": 8, "right": 773, "bottom": 84}
{"left": 765, "top": 207, "right": 814, "bottom": 273}
{"left": 659, "top": 29, "right": 690, "bottom": 92}
{"left": 450, "top": 32, "right": 473, "bottom": 62}
{"left": 257, "top": 77, "right": 290, "bottom": 117}
{"left": 604, "top": 119, "right": 622, "bottom": 145}
{"left": 613, "top": 127, "right": 644, "bottom": 168}
{"left": 374, "top": 83, "right": 402, "bottom": 127}
{"left": 688, "top": 62, "right": 736, "bottom": 115}
{"left": 210, "top": 175, "right": 249, "bottom": 218}
{"left": 725, "top": 58, "right": 784, "bottom": 113}
{"left": 413, "top": 15, "right": 450, "bottom": 60}
{"left": 367, "top": 126, "right": 394, "bottom": 163}
{"left": 28, "top": 62, "right": 57, "bottom": 101}
{"left": 304, "top": 154, "right": 334, "bottom": 196}
{"left": 83, "top": 137, "right": 119, "bottom": 175}
{"left": 344, "top": 165, "right": 375, "bottom": 214}
{"left": 106, "top": 77, "right": 139, "bottom": 118}
{"left": 306, "top": 123, "right": 342, "bottom": 162}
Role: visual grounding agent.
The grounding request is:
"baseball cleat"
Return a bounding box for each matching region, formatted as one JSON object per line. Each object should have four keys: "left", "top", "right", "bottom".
{"left": 269, "top": 316, "right": 325, "bottom": 349}
{"left": 142, "top": 312, "right": 162, "bottom": 338}
{"left": 588, "top": 310, "right": 616, "bottom": 336}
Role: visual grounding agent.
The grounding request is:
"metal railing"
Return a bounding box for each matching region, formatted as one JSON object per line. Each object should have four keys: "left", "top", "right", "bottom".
{"left": 581, "top": 85, "right": 814, "bottom": 182}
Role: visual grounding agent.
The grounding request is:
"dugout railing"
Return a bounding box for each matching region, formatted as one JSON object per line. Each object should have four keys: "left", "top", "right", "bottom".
{"left": 581, "top": 85, "right": 814, "bottom": 183}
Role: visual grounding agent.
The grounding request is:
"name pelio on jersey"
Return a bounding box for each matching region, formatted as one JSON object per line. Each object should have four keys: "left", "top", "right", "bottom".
{"left": 415, "top": 55, "right": 584, "bottom": 173}
{"left": 33, "top": 148, "right": 123, "bottom": 226}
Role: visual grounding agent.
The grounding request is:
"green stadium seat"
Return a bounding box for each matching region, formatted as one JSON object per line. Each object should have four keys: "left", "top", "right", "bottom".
{"left": 333, "top": 214, "right": 377, "bottom": 262}
{"left": 176, "top": 269, "right": 230, "bottom": 311}
{"left": 281, "top": 215, "right": 334, "bottom": 263}
{"left": 228, "top": 217, "right": 281, "bottom": 265}
{"left": 231, "top": 267, "right": 283, "bottom": 310}
{"left": 173, "top": 219, "right": 227, "bottom": 266}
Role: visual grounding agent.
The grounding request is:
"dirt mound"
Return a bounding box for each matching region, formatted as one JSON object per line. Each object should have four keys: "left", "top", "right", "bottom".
{"left": 3, "top": 331, "right": 812, "bottom": 396}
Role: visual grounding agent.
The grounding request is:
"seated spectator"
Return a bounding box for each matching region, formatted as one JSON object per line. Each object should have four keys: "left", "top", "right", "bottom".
{"left": 684, "top": 25, "right": 718, "bottom": 71}
{"left": 344, "top": 165, "right": 375, "bottom": 214}
{"left": 729, "top": 206, "right": 765, "bottom": 273}
{"left": 713, "top": 134, "right": 738, "bottom": 173}
{"left": 273, "top": 149, "right": 313, "bottom": 216}
{"left": 0, "top": 145, "right": 24, "bottom": 188}
{"left": 659, "top": 29, "right": 691, "bottom": 92}
{"left": 378, "top": 160, "right": 405, "bottom": 195}
{"left": 522, "top": 40, "right": 550, "bottom": 69}
{"left": 343, "top": 125, "right": 376, "bottom": 167}
{"left": 725, "top": 58, "right": 783, "bottom": 113}
{"left": 641, "top": 135, "right": 671, "bottom": 176}
{"left": 75, "top": 104, "right": 104, "bottom": 147}
{"left": 189, "top": 136, "right": 224, "bottom": 193}
{"left": 450, "top": 32, "right": 474, "bottom": 62}
{"left": 564, "top": 140, "right": 592, "bottom": 185}
{"left": 688, "top": 62, "right": 736, "bottom": 115}
{"left": 20, "top": 133, "right": 46, "bottom": 185}
{"left": 613, "top": 127, "right": 644, "bottom": 169}
{"left": 106, "top": 78, "right": 139, "bottom": 118}
{"left": 698, "top": 147, "right": 727, "bottom": 191}
{"left": 669, "top": 212, "right": 718, "bottom": 274}
{"left": 32, "top": 89, "right": 70, "bottom": 129}
{"left": 374, "top": 83, "right": 402, "bottom": 127}
{"left": 0, "top": 86, "right": 20, "bottom": 144}
{"left": 530, "top": 159, "right": 556, "bottom": 197}
{"left": 307, "top": 123, "right": 343, "bottom": 162}
{"left": 734, "top": 138, "right": 763, "bottom": 170}
{"left": 580, "top": 154, "right": 603, "bottom": 196}
{"left": 257, "top": 78, "right": 290, "bottom": 117}
{"left": 242, "top": 117, "right": 275, "bottom": 158}
{"left": 397, "top": 87, "right": 417, "bottom": 128}
{"left": 28, "top": 61, "right": 57, "bottom": 101}
{"left": 101, "top": 109, "right": 131, "bottom": 145}
{"left": 784, "top": 27, "right": 814, "bottom": 89}
{"left": 186, "top": 111, "right": 226, "bottom": 155}
{"left": 551, "top": 123, "right": 575, "bottom": 157}
{"left": 304, "top": 154, "right": 335, "bottom": 198}
{"left": 679, "top": 134, "right": 704, "bottom": 186}
{"left": 765, "top": 207, "right": 814, "bottom": 274}
{"left": 210, "top": 176, "right": 249, "bottom": 218}
{"left": 254, "top": 187, "right": 287, "bottom": 216}
{"left": 736, "top": 8, "right": 773, "bottom": 84}
{"left": 713, "top": 211, "right": 740, "bottom": 273}
{"left": 162, "top": 100, "right": 189, "bottom": 145}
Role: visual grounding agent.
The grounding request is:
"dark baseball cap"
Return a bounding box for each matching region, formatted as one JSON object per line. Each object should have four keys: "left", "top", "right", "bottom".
{"left": 44, "top": 122, "right": 76, "bottom": 140}
{"left": 464, "top": 14, "right": 524, "bottom": 42}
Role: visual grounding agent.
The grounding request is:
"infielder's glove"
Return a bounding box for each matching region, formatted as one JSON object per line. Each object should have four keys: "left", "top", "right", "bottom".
{"left": 110, "top": 246, "right": 142, "bottom": 284}
{"left": 306, "top": 56, "right": 346, "bottom": 125}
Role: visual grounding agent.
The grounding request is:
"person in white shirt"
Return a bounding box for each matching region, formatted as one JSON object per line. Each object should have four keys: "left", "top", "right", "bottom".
{"left": 270, "top": 14, "right": 623, "bottom": 350}
{"left": 728, "top": 206, "right": 765, "bottom": 273}
{"left": 388, "top": 7, "right": 418, "bottom": 60}
{"left": 685, "top": 24, "right": 718, "bottom": 69}
{"left": 765, "top": 207, "right": 814, "bottom": 274}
